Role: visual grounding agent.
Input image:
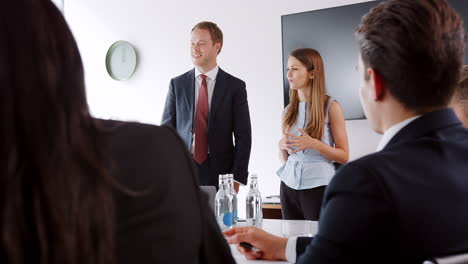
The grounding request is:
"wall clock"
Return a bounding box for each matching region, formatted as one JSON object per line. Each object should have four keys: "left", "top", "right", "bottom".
{"left": 105, "top": 41, "right": 137, "bottom": 81}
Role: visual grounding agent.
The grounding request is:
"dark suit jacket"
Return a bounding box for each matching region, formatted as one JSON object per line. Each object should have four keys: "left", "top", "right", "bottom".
{"left": 161, "top": 68, "right": 252, "bottom": 185}
{"left": 99, "top": 120, "right": 235, "bottom": 264}
{"left": 296, "top": 109, "right": 468, "bottom": 263}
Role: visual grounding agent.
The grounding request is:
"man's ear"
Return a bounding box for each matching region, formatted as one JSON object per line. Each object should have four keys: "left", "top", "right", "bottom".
{"left": 368, "top": 68, "right": 386, "bottom": 101}
{"left": 214, "top": 42, "right": 221, "bottom": 53}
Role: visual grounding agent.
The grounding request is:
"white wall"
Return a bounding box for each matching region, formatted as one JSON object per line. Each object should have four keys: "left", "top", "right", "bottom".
{"left": 51, "top": 0, "right": 63, "bottom": 11}
{"left": 64, "top": 0, "right": 380, "bottom": 206}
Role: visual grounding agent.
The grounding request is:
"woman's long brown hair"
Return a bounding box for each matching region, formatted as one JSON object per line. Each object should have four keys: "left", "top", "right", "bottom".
{"left": 283, "top": 48, "right": 329, "bottom": 140}
{"left": 0, "top": 0, "right": 115, "bottom": 263}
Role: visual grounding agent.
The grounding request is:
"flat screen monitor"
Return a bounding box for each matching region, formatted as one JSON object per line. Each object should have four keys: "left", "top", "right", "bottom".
{"left": 281, "top": 0, "right": 468, "bottom": 120}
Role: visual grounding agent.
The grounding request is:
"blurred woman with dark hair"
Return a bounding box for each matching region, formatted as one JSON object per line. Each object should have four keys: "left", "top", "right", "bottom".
{"left": 0, "top": 0, "right": 234, "bottom": 263}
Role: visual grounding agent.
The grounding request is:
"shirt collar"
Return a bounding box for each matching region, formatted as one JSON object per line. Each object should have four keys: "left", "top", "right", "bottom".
{"left": 376, "top": 115, "right": 421, "bottom": 151}
{"left": 195, "top": 65, "right": 219, "bottom": 81}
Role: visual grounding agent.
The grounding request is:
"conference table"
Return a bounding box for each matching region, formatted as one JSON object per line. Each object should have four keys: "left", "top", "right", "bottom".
{"left": 229, "top": 219, "right": 318, "bottom": 264}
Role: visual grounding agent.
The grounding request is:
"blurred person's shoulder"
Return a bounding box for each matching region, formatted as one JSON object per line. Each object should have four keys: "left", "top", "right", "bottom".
{"left": 97, "top": 118, "right": 182, "bottom": 150}
{"left": 331, "top": 120, "right": 468, "bottom": 198}
{"left": 95, "top": 119, "right": 192, "bottom": 188}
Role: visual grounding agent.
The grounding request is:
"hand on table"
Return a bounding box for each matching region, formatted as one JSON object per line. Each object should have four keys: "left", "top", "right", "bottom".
{"left": 224, "top": 226, "right": 288, "bottom": 261}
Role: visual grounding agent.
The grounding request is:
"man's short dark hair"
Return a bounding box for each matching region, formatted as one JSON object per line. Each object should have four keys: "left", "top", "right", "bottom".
{"left": 356, "top": 0, "right": 465, "bottom": 112}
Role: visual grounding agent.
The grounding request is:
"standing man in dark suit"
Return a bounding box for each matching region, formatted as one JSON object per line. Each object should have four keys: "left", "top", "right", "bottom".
{"left": 162, "top": 21, "right": 251, "bottom": 190}
{"left": 225, "top": 0, "right": 468, "bottom": 263}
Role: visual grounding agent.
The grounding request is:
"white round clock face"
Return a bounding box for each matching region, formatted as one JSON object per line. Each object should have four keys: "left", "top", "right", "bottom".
{"left": 105, "top": 41, "right": 137, "bottom": 81}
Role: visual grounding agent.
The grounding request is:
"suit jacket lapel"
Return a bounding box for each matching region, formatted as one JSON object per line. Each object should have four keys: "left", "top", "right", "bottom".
{"left": 209, "top": 68, "right": 228, "bottom": 130}
{"left": 384, "top": 108, "right": 462, "bottom": 150}
{"left": 185, "top": 69, "right": 196, "bottom": 131}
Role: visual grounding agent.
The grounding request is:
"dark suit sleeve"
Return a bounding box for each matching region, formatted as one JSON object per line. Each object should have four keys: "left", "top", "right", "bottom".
{"left": 296, "top": 163, "right": 394, "bottom": 263}
{"left": 297, "top": 237, "right": 313, "bottom": 256}
{"left": 161, "top": 79, "right": 177, "bottom": 127}
{"left": 114, "top": 123, "right": 235, "bottom": 264}
{"left": 232, "top": 81, "right": 252, "bottom": 185}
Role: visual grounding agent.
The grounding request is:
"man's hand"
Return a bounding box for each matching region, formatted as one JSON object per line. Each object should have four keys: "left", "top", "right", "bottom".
{"left": 234, "top": 182, "right": 240, "bottom": 193}
{"left": 224, "top": 226, "right": 288, "bottom": 261}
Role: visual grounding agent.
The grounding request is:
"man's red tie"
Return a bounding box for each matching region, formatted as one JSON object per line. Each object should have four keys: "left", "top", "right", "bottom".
{"left": 194, "top": 74, "right": 209, "bottom": 164}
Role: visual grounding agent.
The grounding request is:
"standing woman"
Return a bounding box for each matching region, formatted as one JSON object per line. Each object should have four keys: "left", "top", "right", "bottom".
{"left": 277, "top": 48, "right": 349, "bottom": 221}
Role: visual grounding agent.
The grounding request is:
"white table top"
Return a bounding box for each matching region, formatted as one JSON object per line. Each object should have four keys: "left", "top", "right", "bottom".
{"left": 230, "top": 219, "right": 318, "bottom": 264}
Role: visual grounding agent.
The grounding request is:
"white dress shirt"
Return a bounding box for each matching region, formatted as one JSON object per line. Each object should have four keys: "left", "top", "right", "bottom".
{"left": 284, "top": 115, "right": 421, "bottom": 263}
